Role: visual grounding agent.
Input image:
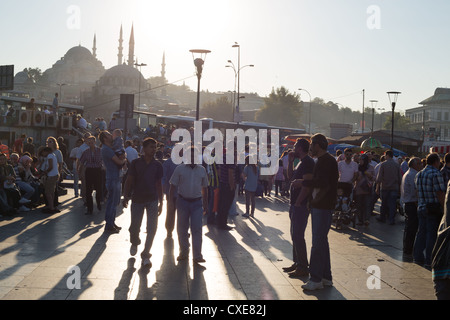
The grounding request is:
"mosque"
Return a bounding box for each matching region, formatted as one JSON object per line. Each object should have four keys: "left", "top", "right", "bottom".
{"left": 14, "top": 24, "right": 170, "bottom": 121}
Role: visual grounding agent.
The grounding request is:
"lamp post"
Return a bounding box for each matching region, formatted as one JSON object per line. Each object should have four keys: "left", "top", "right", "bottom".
{"left": 387, "top": 91, "right": 401, "bottom": 150}
{"left": 298, "top": 88, "right": 312, "bottom": 134}
{"left": 57, "top": 83, "right": 66, "bottom": 103}
{"left": 190, "top": 49, "right": 211, "bottom": 121}
{"left": 377, "top": 107, "right": 385, "bottom": 130}
{"left": 369, "top": 100, "right": 378, "bottom": 136}
{"left": 226, "top": 61, "right": 254, "bottom": 122}
{"left": 134, "top": 63, "right": 147, "bottom": 109}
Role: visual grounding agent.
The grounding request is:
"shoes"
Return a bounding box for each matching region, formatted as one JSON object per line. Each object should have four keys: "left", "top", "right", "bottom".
{"left": 242, "top": 213, "right": 250, "bottom": 218}
{"left": 114, "top": 224, "right": 122, "bottom": 231}
{"left": 282, "top": 264, "right": 297, "bottom": 273}
{"left": 217, "top": 225, "right": 233, "bottom": 231}
{"left": 322, "top": 278, "right": 333, "bottom": 287}
{"left": 19, "top": 198, "right": 31, "bottom": 204}
{"left": 288, "top": 269, "right": 309, "bottom": 278}
{"left": 19, "top": 205, "right": 31, "bottom": 212}
{"left": 104, "top": 226, "right": 120, "bottom": 234}
{"left": 193, "top": 257, "right": 206, "bottom": 263}
{"left": 130, "top": 245, "right": 138, "bottom": 256}
{"left": 301, "top": 280, "right": 324, "bottom": 291}
{"left": 141, "top": 258, "right": 152, "bottom": 268}
{"left": 177, "top": 255, "right": 188, "bottom": 261}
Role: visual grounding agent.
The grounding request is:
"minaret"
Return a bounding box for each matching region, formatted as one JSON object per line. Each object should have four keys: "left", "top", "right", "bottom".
{"left": 118, "top": 24, "right": 123, "bottom": 65}
{"left": 161, "top": 52, "right": 166, "bottom": 81}
{"left": 92, "top": 33, "right": 97, "bottom": 59}
{"left": 128, "top": 24, "right": 135, "bottom": 67}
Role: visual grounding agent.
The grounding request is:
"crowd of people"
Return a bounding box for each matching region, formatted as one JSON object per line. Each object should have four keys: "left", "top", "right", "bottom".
{"left": 0, "top": 128, "right": 449, "bottom": 299}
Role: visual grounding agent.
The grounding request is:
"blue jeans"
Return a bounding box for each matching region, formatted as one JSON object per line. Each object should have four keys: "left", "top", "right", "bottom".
{"left": 289, "top": 204, "right": 309, "bottom": 272}
{"left": 309, "top": 208, "right": 333, "bottom": 283}
{"left": 414, "top": 207, "right": 440, "bottom": 265}
{"left": 16, "top": 181, "right": 34, "bottom": 200}
{"left": 380, "top": 190, "right": 398, "bottom": 224}
{"left": 104, "top": 178, "right": 121, "bottom": 229}
{"left": 129, "top": 200, "right": 159, "bottom": 259}
{"left": 176, "top": 197, "right": 204, "bottom": 260}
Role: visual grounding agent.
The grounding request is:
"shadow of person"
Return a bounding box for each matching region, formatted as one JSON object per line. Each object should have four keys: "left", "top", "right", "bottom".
{"left": 113, "top": 257, "right": 137, "bottom": 300}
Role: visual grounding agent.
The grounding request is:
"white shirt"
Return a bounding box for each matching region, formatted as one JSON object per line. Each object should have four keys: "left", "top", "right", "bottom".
{"left": 69, "top": 147, "right": 79, "bottom": 170}
{"left": 169, "top": 164, "right": 208, "bottom": 199}
{"left": 125, "top": 146, "right": 139, "bottom": 164}
{"left": 44, "top": 153, "right": 59, "bottom": 177}
{"left": 338, "top": 160, "right": 358, "bottom": 183}
{"left": 78, "top": 117, "right": 87, "bottom": 129}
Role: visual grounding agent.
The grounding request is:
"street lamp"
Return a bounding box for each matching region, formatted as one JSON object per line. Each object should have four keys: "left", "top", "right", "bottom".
{"left": 226, "top": 60, "right": 254, "bottom": 122}
{"left": 57, "top": 83, "right": 66, "bottom": 103}
{"left": 190, "top": 49, "right": 211, "bottom": 121}
{"left": 387, "top": 91, "right": 401, "bottom": 149}
{"left": 377, "top": 107, "right": 385, "bottom": 130}
{"left": 369, "top": 100, "right": 378, "bottom": 136}
{"left": 134, "top": 63, "right": 147, "bottom": 109}
{"left": 298, "top": 88, "right": 312, "bottom": 134}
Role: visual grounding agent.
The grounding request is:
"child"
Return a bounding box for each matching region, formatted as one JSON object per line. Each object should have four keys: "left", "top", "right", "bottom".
{"left": 112, "top": 129, "right": 126, "bottom": 169}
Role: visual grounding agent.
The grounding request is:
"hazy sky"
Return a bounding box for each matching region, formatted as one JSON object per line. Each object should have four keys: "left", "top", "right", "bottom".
{"left": 2, "top": 0, "right": 450, "bottom": 113}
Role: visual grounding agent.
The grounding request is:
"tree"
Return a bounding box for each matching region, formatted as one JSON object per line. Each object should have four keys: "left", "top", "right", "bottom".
{"left": 382, "top": 112, "right": 411, "bottom": 131}
{"left": 201, "top": 96, "right": 233, "bottom": 121}
{"left": 24, "top": 67, "right": 43, "bottom": 83}
{"left": 255, "top": 86, "right": 302, "bottom": 128}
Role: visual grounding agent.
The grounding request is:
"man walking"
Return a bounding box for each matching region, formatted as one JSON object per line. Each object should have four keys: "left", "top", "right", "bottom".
{"left": 123, "top": 137, "right": 163, "bottom": 268}
{"left": 79, "top": 136, "right": 103, "bottom": 215}
{"left": 376, "top": 150, "right": 402, "bottom": 225}
{"left": 169, "top": 146, "right": 208, "bottom": 263}
{"left": 284, "top": 138, "right": 314, "bottom": 278}
{"left": 295, "top": 134, "right": 338, "bottom": 290}
{"left": 100, "top": 131, "right": 127, "bottom": 233}
{"left": 400, "top": 157, "right": 422, "bottom": 257}
{"left": 414, "top": 152, "right": 446, "bottom": 268}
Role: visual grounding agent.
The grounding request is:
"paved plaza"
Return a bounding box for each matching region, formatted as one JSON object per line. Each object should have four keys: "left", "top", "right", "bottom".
{"left": 0, "top": 189, "right": 436, "bottom": 301}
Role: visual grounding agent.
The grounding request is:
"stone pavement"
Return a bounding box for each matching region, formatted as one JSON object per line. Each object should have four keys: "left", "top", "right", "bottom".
{"left": 0, "top": 189, "right": 436, "bottom": 301}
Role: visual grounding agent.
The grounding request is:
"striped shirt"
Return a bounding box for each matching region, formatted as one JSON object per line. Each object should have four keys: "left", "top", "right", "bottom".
{"left": 80, "top": 147, "right": 103, "bottom": 168}
{"left": 415, "top": 165, "right": 446, "bottom": 210}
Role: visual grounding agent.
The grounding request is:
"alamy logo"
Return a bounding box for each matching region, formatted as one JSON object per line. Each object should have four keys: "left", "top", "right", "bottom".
{"left": 170, "top": 121, "right": 280, "bottom": 175}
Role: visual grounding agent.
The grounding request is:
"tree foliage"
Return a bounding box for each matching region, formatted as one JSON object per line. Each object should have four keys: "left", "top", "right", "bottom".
{"left": 255, "top": 86, "right": 302, "bottom": 128}
{"left": 201, "top": 96, "right": 233, "bottom": 121}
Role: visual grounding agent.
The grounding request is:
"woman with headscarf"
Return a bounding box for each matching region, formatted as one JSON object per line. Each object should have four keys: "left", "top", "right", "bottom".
{"left": 354, "top": 153, "right": 375, "bottom": 226}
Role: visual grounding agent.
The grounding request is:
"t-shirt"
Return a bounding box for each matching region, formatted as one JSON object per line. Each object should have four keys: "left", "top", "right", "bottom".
{"left": 290, "top": 155, "right": 315, "bottom": 206}
{"left": 101, "top": 145, "right": 120, "bottom": 181}
{"left": 170, "top": 164, "right": 208, "bottom": 199}
{"left": 243, "top": 165, "right": 259, "bottom": 192}
{"left": 302, "top": 152, "right": 339, "bottom": 210}
{"left": 338, "top": 160, "right": 358, "bottom": 183}
{"left": 128, "top": 157, "right": 163, "bottom": 203}
{"left": 45, "top": 153, "right": 59, "bottom": 177}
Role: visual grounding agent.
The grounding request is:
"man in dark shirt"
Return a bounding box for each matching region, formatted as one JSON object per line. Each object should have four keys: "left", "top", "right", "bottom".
{"left": 217, "top": 147, "right": 236, "bottom": 231}
{"left": 123, "top": 137, "right": 163, "bottom": 268}
{"left": 283, "top": 138, "right": 315, "bottom": 278}
{"left": 295, "top": 133, "right": 338, "bottom": 290}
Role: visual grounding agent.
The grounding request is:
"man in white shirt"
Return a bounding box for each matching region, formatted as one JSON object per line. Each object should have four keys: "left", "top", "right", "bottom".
{"left": 338, "top": 148, "right": 358, "bottom": 184}
{"left": 169, "top": 146, "right": 208, "bottom": 263}
{"left": 125, "top": 140, "right": 139, "bottom": 164}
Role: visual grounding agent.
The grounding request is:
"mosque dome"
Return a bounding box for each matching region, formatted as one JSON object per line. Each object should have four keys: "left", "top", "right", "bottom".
{"left": 99, "top": 64, "right": 145, "bottom": 87}
{"left": 14, "top": 69, "right": 33, "bottom": 84}
{"left": 102, "top": 64, "right": 144, "bottom": 80}
{"left": 64, "top": 45, "right": 96, "bottom": 63}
